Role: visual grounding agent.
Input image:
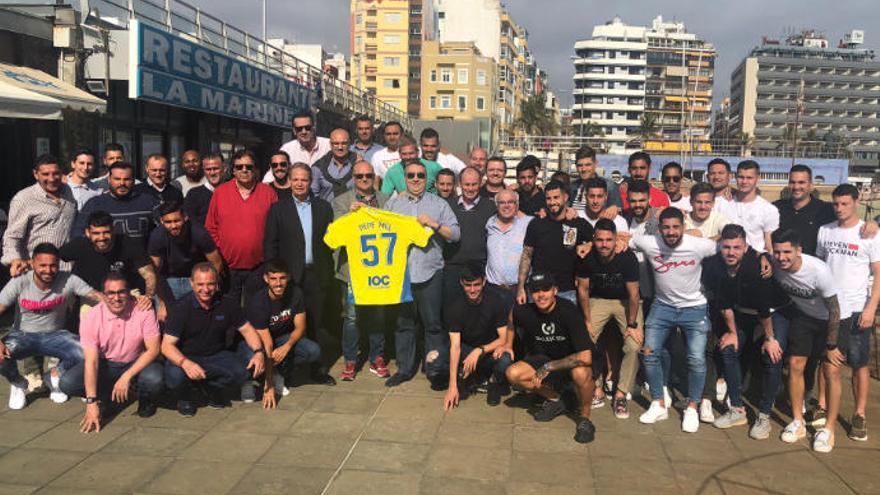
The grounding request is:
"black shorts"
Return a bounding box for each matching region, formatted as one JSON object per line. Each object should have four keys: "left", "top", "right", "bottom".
{"left": 787, "top": 313, "right": 828, "bottom": 358}
{"left": 520, "top": 354, "right": 571, "bottom": 388}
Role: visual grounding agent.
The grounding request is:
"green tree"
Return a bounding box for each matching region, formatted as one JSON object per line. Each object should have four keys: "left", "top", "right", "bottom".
{"left": 635, "top": 113, "right": 659, "bottom": 143}
{"left": 515, "top": 94, "right": 559, "bottom": 136}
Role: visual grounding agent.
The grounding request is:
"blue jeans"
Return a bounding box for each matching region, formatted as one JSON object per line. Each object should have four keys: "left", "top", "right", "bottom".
{"left": 167, "top": 277, "right": 193, "bottom": 301}
{"left": 397, "top": 272, "right": 446, "bottom": 380}
{"left": 449, "top": 342, "right": 513, "bottom": 385}
{"left": 341, "top": 296, "right": 386, "bottom": 363}
{"left": 59, "top": 359, "right": 164, "bottom": 401}
{"left": 642, "top": 302, "right": 710, "bottom": 404}
{"left": 725, "top": 311, "right": 789, "bottom": 414}
{"left": 164, "top": 350, "right": 248, "bottom": 399}
{"left": 839, "top": 312, "right": 872, "bottom": 369}
{"left": 0, "top": 330, "right": 83, "bottom": 384}
{"left": 236, "top": 334, "right": 321, "bottom": 374}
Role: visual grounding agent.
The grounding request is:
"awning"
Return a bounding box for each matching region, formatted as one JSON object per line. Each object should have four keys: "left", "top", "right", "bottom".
{"left": 0, "top": 62, "right": 106, "bottom": 119}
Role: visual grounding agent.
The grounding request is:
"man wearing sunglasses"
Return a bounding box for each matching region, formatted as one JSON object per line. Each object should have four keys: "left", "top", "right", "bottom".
{"left": 265, "top": 110, "right": 331, "bottom": 183}
{"left": 661, "top": 162, "right": 690, "bottom": 213}
{"left": 312, "top": 128, "right": 357, "bottom": 201}
{"left": 380, "top": 139, "right": 442, "bottom": 196}
{"left": 267, "top": 150, "right": 292, "bottom": 199}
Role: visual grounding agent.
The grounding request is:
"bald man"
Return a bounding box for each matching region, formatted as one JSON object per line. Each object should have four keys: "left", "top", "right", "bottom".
{"left": 469, "top": 148, "right": 488, "bottom": 174}
{"left": 312, "top": 128, "right": 357, "bottom": 201}
{"left": 172, "top": 149, "right": 205, "bottom": 197}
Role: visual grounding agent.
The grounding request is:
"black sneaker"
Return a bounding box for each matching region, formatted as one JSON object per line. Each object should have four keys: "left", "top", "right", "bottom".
{"left": 311, "top": 371, "right": 337, "bottom": 386}
{"left": 532, "top": 398, "right": 567, "bottom": 422}
{"left": 574, "top": 417, "right": 596, "bottom": 443}
{"left": 487, "top": 382, "right": 502, "bottom": 407}
{"left": 204, "top": 388, "right": 227, "bottom": 409}
{"left": 137, "top": 399, "right": 157, "bottom": 418}
{"left": 177, "top": 400, "right": 196, "bottom": 418}
{"left": 429, "top": 375, "right": 449, "bottom": 391}
{"left": 385, "top": 373, "right": 409, "bottom": 388}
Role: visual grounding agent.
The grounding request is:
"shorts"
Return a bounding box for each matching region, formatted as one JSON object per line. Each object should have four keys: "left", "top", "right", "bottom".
{"left": 521, "top": 354, "right": 571, "bottom": 388}
{"left": 836, "top": 313, "right": 873, "bottom": 369}
{"left": 787, "top": 313, "right": 828, "bottom": 358}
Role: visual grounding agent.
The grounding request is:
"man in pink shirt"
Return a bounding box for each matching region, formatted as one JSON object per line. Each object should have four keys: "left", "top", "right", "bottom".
{"left": 60, "top": 272, "right": 163, "bottom": 432}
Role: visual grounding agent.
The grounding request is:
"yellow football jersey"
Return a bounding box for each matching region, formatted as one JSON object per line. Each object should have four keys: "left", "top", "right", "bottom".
{"left": 324, "top": 207, "right": 432, "bottom": 305}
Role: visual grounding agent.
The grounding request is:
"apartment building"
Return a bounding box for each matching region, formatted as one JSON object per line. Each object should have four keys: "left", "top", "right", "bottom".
{"left": 420, "top": 40, "right": 496, "bottom": 121}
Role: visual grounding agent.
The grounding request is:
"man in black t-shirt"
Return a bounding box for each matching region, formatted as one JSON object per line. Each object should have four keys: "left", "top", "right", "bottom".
{"left": 442, "top": 264, "right": 513, "bottom": 410}
{"left": 506, "top": 271, "right": 596, "bottom": 444}
{"left": 576, "top": 219, "right": 642, "bottom": 420}
{"left": 236, "top": 259, "right": 322, "bottom": 408}
{"left": 161, "top": 263, "right": 265, "bottom": 417}
{"left": 61, "top": 210, "right": 157, "bottom": 311}
{"left": 517, "top": 180, "right": 592, "bottom": 306}
{"left": 515, "top": 156, "right": 546, "bottom": 216}
{"left": 148, "top": 201, "right": 223, "bottom": 304}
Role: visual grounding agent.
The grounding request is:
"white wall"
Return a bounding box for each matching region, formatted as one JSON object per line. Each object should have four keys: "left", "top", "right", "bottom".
{"left": 437, "top": 0, "right": 501, "bottom": 61}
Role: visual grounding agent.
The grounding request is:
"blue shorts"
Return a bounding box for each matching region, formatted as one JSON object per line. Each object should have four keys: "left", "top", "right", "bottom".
{"left": 837, "top": 313, "right": 872, "bottom": 369}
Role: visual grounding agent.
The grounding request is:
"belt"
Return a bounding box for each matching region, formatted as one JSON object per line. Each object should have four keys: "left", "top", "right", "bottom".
{"left": 490, "top": 283, "right": 517, "bottom": 291}
{"left": 734, "top": 305, "right": 775, "bottom": 316}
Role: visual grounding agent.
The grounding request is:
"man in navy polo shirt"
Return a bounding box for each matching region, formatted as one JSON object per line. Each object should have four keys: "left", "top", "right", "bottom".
{"left": 161, "top": 263, "right": 265, "bottom": 417}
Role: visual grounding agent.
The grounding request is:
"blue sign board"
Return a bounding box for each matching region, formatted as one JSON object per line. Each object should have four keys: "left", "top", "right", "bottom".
{"left": 128, "top": 20, "right": 314, "bottom": 128}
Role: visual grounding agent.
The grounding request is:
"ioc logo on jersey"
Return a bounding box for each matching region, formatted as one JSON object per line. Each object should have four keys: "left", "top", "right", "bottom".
{"left": 368, "top": 275, "right": 390, "bottom": 288}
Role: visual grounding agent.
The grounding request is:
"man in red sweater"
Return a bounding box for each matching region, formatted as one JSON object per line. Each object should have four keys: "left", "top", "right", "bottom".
{"left": 619, "top": 151, "right": 670, "bottom": 212}
{"left": 205, "top": 149, "right": 277, "bottom": 305}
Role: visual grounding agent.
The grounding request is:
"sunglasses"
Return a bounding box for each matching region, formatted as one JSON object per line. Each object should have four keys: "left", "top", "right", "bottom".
{"left": 406, "top": 172, "right": 426, "bottom": 180}
{"left": 233, "top": 164, "right": 255, "bottom": 171}
{"left": 271, "top": 161, "right": 289, "bottom": 168}
{"left": 354, "top": 173, "right": 375, "bottom": 180}
{"left": 294, "top": 125, "right": 313, "bottom": 133}
{"left": 662, "top": 176, "right": 682, "bottom": 183}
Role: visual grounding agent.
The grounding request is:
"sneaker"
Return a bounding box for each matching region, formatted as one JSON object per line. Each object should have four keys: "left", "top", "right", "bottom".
{"left": 604, "top": 379, "right": 614, "bottom": 395}
{"left": 574, "top": 416, "right": 596, "bottom": 444}
{"left": 205, "top": 388, "right": 227, "bottom": 409}
{"left": 273, "top": 373, "right": 290, "bottom": 397}
{"left": 177, "top": 399, "right": 196, "bottom": 417}
{"left": 715, "top": 379, "right": 728, "bottom": 402}
{"left": 613, "top": 396, "right": 629, "bottom": 419}
{"left": 487, "top": 382, "right": 502, "bottom": 407}
{"left": 532, "top": 398, "right": 567, "bottom": 422}
{"left": 714, "top": 408, "right": 748, "bottom": 429}
{"left": 699, "top": 398, "right": 715, "bottom": 423}
{"left": 682, "top": 407, "right": 700, "bottom": 433}
{"left": 781, "top": 420, "right": 806, "bottom": 443}
{"left": 48, "top": 373, "right": 68, "bottom": 404}
{"left": 240, "top": 382, "right": 256, "bottom": 403}
{"left": 591, "top": 394, "right": 606, "bottom": 409}
{"left": 384, "top": 373, "right": 409, "bottom": 388}
{"left": 369, "top": 357, "right": 391, "bottom": 378}
{"left": 340, "top": 361, "right": 357, "bottom": 382}
{"left": 750, "top": 413, "right": 772, "bottom": 440}
{"left": 310, "top": 370, "right": 337, "bottom": 386}
{"left": 8, "top": 380, "right": 28, "bottom": 410}
{"left": 813, "top": 428, "right": 834, "bottom": 453}
{"left": 849, "top": 414, "right": 868, "bottom": 441}
{"left": 639, "top": 401, "right": 669, "bottom": 424}
{"left": 137, "top": 399, "right": 157, "bottom": 418}
{"left": 663, "top": 386, "right": 672, "bottom": 409}
{"left": 808, "top": 407, "right": 827, "bottom": 427}
{"left": 428, "top": 375, "right": 449, "bottom": 391}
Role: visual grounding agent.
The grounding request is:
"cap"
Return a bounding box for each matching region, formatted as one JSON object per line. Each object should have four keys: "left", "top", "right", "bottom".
{"left": 527, "top": 270, "right": 556, "bottom": 292}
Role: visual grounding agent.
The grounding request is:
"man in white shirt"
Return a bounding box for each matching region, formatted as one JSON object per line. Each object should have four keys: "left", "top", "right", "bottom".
{"left": 814, "top": 184, "right": 880, "bottom": 450}
{"left": 266, "top": 111, "right": 331, "bottom": 182}
{"left": 632, "top": 207, "right": 716, "bottom": 433}
{"left": 580, "top": 178, "right": 629, "bottom": 233}
{"left": 684, "top": 182, "right": 730, "bottom": 241}
{"left": 419, "top": 128, "right": 466, "bottom": 176}
{"left": 715, "top": 160, "right": 778, "bottom": 252}
{"left": 370, "top": 121, "right": 404, "bottom": 180}
{"left": 66, "top": 149, "right": 101, "bottom": 211}
{"left": 707, "top": 158, "right": 734, "bottom": 209}
{"left": 172, "top": 150, "right": 205, "bottom": 197}
{"left": 771, "top": 228, "right": 840, "bottom": 446}
{"left": 661, "top": 162, "right": 690, "bottom": 213}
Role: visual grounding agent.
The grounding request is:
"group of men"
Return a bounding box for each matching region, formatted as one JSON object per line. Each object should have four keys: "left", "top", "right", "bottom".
{"left": 0, "top": 111, "right": 874, "bottom": 451}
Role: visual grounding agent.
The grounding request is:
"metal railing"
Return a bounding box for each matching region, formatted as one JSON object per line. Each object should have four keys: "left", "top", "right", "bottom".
{"left": 86, "top": 0, "right": 412, "bottom": 128}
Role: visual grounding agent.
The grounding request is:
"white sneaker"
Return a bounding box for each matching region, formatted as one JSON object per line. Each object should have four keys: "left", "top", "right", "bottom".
{"left": 781, "top": 420, "right": 806, "bottom": 443}
{"left": 699, "top": 398, "right": 715, "bottom": 423}
{"left": 48, "top": 373, "right": 68, "bottom": 404}
{"left": 639, "top": 400, "right": 669, "bottom": 424}
{"left": 663, "top": 386, "right": 672, "bottom": 408}
{"left": 813, "top": 428, "right": 834, "bottom": 453}
{"left": 682, "top": 407, "right": 700, "bottom": 433}
{"left": 715, "top": 379, "right": 727, "bottom": 402}
{"left": 273, "top": 373, "right": 290, "bottom": 397}
{"left": 8, "top": 381, "right": 27, "bottom": 410}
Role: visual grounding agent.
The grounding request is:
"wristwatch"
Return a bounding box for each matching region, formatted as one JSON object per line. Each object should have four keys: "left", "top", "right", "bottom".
{"left": 826, "top": 343, "right": 838, "bottom": 351}
{"left": 85, "top": 397, "right": 99, "bottom": 404}
{"left": 626, "top": 322, "right": 638, "bottom": 329}
{"left": 253, "top": 348, "right": 265, "bottom": 355}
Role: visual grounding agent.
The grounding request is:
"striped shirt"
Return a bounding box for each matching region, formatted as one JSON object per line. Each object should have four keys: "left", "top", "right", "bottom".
{"left": 2, "top": 183, "right": 77, "bottom": 264}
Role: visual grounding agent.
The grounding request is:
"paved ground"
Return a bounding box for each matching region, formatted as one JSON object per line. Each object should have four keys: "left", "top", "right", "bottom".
{"left": 0, "top": 360, "right": 877, "bottom": 495}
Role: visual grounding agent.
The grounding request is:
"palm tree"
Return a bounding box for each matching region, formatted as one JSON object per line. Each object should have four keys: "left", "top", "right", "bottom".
{"left": 739, "top": 132, "right": 755, "bottom": 157}
{"left": 515, "top": 94, "right": 559, "bottom": 136}
{"left": 579, "top": 120, "right": 604, "bottom": 137}
{"left": 635, "top": 113, "right": 659, "bottom": 145}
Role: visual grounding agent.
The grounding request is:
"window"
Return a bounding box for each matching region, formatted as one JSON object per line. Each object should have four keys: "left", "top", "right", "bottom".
{"left": 355, "top": 36, "right": 362, "bottom": 47}
{"left": 440, "top": 95, "right": 452, "bottom": 108}
{"left": 429, "top": 70, "right": 437, "bottom": 82}
{"left": 383, "top": 34, "right": 400, "bottom": 44}
{"left": 440, "top": 68, "right": 452, "bottom": 83}
{"left": 457, "top": 95, "right": 467, "bottom": 110}
{"left": 366, "top": 9, "right": 376, "bottom": 16}
{"left": 384, "top": 57, "right": 401, "bottom": 67}
{"left": 476, "top": 96, "right": 485, "bottom": 111}
{"left": 476, "top": 70, "right": 487, "bottom": 85}
{"left": 457, "top": 68, "right": 468, "bottom": 84}
{"left": 383, "top": 79, "right": 400, "bottom": 88}
{"left": 356, "top": 14, "right": 362, "bottom": 24}
{"left": 384, "top": 12, "right": 401, "bottom": 22}
{"left": 429, "top": 96, "right": 437, "bottom": 109}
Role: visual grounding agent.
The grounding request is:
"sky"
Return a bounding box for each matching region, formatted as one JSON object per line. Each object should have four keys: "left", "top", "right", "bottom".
{"left": 187, "top": 0, "right": 880, "bottom": 107}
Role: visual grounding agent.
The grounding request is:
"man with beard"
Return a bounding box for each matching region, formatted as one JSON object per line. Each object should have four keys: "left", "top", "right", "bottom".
{"left": 266, "top": 151, "right": 292, "bottom": 199}
{"left": 570, "top": 146, "right": 621, "bottom": 214}
{"left": 619, "top": 151, "right": 669, "bottom": 211}
{"left": 714, "top": 160, "right": 778, "bottom": 253}
{"left": 381, "top": 140, "right": 442, "bottom": 195}
{"left": 76, "top": 161, "right": 159, "bottom": 245}
{"left": 172, "top": 150, "right": 205, "bottom": 197}
{"left": 517, "top": 180, "right": 592, "bottom": 306}
{"left": 435, "top": 169, "right": 456, "bottom": 200}
{"left": 633, "top": 207, "right": 716, "bottom": 433}
{"left": 625, "top": 180, "right": 661, "bottom": 303}
{"left": 267, "top": 111, "right": 330, "bottom": 182}
{"left": 371, "top": 121, "right": 405, "bottom": 182}
{"left": 350, "top": 115, "right": 383, "bottom": 163}
{"left": 516, "top": 155, "right": 546, "bottom": 216}
{"left": 420, "top": 128, "right": 466, "bottom": 176}
{"left": 93, "top": 143, "right": 125, "bottom": 190}
{"left": 184, "top": 153, "right": 226, "bottom": 226}
{"left": 468, "top": 147, "right": 488, "bottom": 174}
{"left": 134, "top": 154, "right": 184, "bottom": 205}
{"left": 312, "top": 128, "right": 357, "bottom": 201}
{"left": 661, "top": 162, "right": 690, "bottom": 213}
{"left": 706, "top": 158, "right": 735, "bottom": 207}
